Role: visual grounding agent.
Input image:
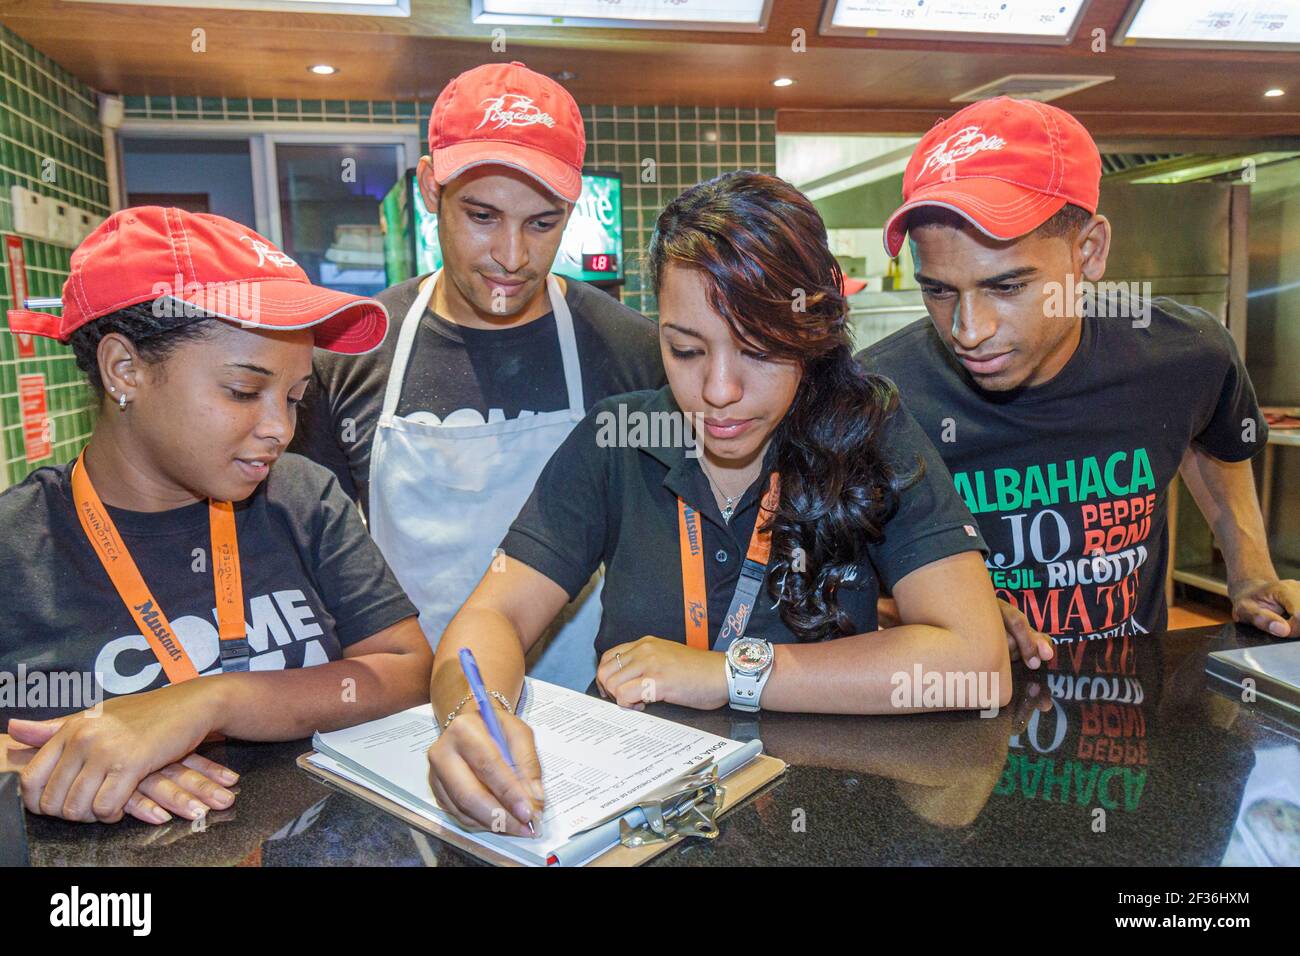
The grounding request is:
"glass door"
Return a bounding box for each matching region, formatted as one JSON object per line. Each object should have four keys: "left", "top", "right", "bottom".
{"left": 114, "top": 129, "right": 419, "bottom": 295}
{"left": 266, "top": 137, "right": 413, "bottom": 296}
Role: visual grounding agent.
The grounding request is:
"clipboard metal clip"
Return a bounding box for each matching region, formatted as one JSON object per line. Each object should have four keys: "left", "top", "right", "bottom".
{"left": 619, "top": 762, "right": 725, "bottom": 848}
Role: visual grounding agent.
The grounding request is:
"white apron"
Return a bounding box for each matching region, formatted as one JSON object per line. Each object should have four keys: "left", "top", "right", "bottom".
{"left": 368, "top": 271, "right": 602, "bottom": 690}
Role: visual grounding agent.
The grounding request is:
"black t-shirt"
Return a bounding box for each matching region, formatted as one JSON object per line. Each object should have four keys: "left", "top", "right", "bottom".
{"left": 500, "top": 385, "right": 988, "bottom": 660}
{"left": 290, "top": 274, "right": 666, "bottom": 515}
{"left": 858, "top": 296, "right": 1267, "bottom": 642}
{"left": 0, "top": 453, "right": 418, "bottom": 728}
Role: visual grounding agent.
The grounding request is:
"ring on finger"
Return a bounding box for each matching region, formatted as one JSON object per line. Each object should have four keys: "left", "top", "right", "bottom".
{"left": 615, "top": 652, "right": 624, "bottom": 670}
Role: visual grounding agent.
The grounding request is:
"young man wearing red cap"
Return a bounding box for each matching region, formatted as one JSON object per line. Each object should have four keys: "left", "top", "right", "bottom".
{"left": 858, "top": 97, "right": 1298, "bottom": 659}
{"left": 1, "top": 207, "right": 432, "bottom": 825}
{"left": 293, "top": 62, "right": 663, "bottom": 690}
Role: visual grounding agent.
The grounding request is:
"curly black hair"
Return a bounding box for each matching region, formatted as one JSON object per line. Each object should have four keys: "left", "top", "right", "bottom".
{"left": 69, "top": 302, "right": 218, "bottom": 400}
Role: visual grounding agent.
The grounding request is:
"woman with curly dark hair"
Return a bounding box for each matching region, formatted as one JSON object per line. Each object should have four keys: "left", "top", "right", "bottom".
{"left": 424, "top": 171, "right": 1009, "bottom": 837}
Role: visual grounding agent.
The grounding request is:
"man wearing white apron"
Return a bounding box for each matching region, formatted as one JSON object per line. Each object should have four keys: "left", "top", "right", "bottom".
{"left": 292, "top": 62, "right": 664, "bottom": 690}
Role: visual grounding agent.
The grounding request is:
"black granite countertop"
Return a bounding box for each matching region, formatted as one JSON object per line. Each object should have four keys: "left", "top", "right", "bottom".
{"left": 20, "top": 624, "right": 1300, "bottom": 866}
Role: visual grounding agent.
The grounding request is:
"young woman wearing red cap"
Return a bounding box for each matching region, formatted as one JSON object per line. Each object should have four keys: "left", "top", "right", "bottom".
{"left": 423, "top": 171, "right": 1010, "bottom": 838}
{"left": 0, "top": 207, "right": 431, "bottom": 826}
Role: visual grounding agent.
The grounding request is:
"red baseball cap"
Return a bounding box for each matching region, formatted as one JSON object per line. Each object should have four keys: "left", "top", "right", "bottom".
{"left": 883, "top": 97, "right": 1101, "bottom": 257}
{"left": 428, "top": 60, "right": 586, "bottom": 203}
{"left": 6, "top": 206, "right": 388, "bottom": 354}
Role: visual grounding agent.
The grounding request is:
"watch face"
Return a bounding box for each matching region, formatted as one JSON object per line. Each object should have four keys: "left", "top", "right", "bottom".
{"left": 729, "top": 638, "right": 772, "bottom": 675}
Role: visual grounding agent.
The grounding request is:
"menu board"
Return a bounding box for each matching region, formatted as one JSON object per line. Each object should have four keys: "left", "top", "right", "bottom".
{"left": 1119, "top": 0, "right": 1300, "bottom": 48}
{"left": 66, "top": 0, "right": 411, "bottom": 16}
{"left": 474, "top": 0, "right": 769, "bottom": 29}
{"left": 821, "top": 0, "right": 1090, "bottom": 42}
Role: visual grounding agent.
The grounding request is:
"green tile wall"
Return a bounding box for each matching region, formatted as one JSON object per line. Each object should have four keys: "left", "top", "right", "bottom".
{"left": 122, "top": 95, "right": 777, "bottom": 319}
{"left": 587, "top": 104, "right": 777, "bottom": 317}
{"left": 124, "top": 94, "right": 420, "bottom": 124}
{"left": 1, "top": 24, "right": 109, "bottom": 489}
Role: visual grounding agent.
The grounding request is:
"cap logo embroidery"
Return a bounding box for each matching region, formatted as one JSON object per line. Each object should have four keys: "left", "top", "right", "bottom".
{"left": 475, "top": 93, "right": 556, "bottom": 131}
{"left": 918, "top": 125, "right": 1007, "bottom": 180}
{"left": 240, "top": 235, "right": 297, "bottom": 269}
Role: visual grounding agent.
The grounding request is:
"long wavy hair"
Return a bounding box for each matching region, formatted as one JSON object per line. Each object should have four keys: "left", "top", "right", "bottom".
{"left": 647, "top": 170, "right": 917, "bottom": 642}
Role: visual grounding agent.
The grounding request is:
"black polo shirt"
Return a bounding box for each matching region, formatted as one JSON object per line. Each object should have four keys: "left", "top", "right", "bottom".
{"left": 500, "top": 385, "right": 988, "bottom": 657}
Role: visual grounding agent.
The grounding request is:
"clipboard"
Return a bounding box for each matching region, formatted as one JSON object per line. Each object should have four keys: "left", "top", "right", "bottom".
{"left": 297, "top": 749, "right": 786, "bottom": 867}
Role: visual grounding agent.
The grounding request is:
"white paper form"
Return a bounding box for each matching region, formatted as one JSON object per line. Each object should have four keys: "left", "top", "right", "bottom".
{"left": 310, "top": 678, "right": 746, "bottom": 864}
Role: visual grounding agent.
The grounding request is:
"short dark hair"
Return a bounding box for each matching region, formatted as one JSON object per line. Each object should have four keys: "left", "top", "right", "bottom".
{"left": 907, "top": 201, "right": 1094, "bottom": 244}
{"left": 1031, "top": 202, "right": 1095, "bottom": 241}
{"left": 69, "top": 302, "right": 218, "bottom": 400}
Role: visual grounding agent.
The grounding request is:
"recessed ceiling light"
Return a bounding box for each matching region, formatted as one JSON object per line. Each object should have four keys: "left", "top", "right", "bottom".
{"left": 1265, "top": 88, "right": 1285, "bottom": 97}
{"left": 772, "top": 77, "right": 794, "bottom": 88}
{"left": 309, "top": 64, "right": 338, "bottom": 76}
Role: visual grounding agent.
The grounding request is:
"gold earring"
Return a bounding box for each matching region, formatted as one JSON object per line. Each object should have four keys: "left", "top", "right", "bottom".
{"left": 118, "top": 393, "right": 128, "bottom": 411}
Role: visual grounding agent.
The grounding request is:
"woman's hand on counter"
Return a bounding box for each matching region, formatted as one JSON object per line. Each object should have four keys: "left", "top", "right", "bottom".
{"left": 4, "top": 728, "right": 239, "bottom": 825}
{"left": 426, "top": 707, "right": 543, "bottom": 838}
{"left": 596, "top": 637, "right": 729, "bottom": 711}
{"left": 117, "top": 753, "right": 239, "bottom": 824}
{"left": 6, "top": 679, "right": 233, "bottom": 823}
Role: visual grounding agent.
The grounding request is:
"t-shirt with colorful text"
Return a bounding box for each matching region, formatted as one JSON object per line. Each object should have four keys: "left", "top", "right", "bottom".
{"left": 858, "top": 296, "right": 1266, "bottom": 642}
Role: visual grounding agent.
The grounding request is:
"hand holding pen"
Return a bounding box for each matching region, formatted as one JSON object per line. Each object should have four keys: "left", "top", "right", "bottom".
{"left": 450, "top": 648, "right": 543, "bottom": 836}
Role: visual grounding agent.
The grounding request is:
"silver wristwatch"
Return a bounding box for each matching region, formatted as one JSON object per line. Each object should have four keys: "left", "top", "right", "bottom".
{"left": 725, "top": 637, "right": 774, "bottom": 712}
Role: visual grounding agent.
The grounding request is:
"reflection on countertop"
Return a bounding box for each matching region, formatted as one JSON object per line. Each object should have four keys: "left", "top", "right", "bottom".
{"left": 22, "top": 624, "right": 1299, "bottom": 867}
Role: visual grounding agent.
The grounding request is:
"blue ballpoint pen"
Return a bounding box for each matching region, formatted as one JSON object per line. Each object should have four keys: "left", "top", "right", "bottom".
{"left": 457, "top": 647, "right": 537, "bottom": 836}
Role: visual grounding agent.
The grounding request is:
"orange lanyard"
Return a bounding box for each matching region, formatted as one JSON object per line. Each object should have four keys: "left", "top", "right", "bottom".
{"left": 70, "top": 450, "right": 250, "bottom": 683}
{"left": 678, "top": 472, "right": 779, "bottom": 651}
